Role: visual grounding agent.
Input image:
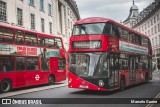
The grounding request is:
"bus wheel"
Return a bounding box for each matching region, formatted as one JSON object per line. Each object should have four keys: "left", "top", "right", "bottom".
{"left": 48, "top": 76, "right": 55, "bottom": 85}
{"left": 145, "top": 75, "right": 148, "bottom": 83}
{"left": 0, "top": 79, "right": 12, "bottom": 93}
{"left": 120, "top": 78, "right": 125, "bottom": 91}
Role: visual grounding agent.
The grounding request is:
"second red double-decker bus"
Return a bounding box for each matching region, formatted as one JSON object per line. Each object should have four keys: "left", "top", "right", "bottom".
{"left": 0, "top": 24, "right": 66, "bottom": 93}
{"left": 68, "top": 17, "right": 152, "bottom": 91}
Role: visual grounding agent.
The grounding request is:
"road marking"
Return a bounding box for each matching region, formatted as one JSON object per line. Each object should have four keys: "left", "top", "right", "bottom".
{"left": 146, "top": 92, "right": 160, "bottom": 107}
{"left": 0, "top": 83, "right": 67, "bottom": 98}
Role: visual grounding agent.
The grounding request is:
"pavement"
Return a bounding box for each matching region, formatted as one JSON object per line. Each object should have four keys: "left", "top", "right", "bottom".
{"left": 152, "top": 70, "right": 160, "bottom": 80}
{"left": 0, "top": 80, "right": 68, "bottom": 98}
{"left": 146, "top": 70, "right": 160, "bottom": 107}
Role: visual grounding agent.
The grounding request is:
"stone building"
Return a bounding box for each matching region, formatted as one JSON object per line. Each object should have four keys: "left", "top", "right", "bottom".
{"left": 0, "top": 0, "right": 80, "bottom": 50}
{"left": 123, "top": 0, "right": 160, "bottom": 69}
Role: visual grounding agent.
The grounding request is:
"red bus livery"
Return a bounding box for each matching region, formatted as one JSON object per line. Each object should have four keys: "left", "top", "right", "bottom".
{"left": 68, "top": 17, "right": 152, "bottom": 91}
{"left": 0, "top": 24, "right": 66, "bottom": 93}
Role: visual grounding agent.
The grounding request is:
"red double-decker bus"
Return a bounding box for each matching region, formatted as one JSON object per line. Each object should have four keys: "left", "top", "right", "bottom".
{"left": 0, "top": 24, "right": 66, "bottom": 93}
{"left": 68, "top": 17, "right": 152, "bottom": 91}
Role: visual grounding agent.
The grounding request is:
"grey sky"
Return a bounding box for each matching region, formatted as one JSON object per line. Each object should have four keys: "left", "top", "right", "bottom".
{"left": 75, "top": 0, "right": 154, "bottom": 22}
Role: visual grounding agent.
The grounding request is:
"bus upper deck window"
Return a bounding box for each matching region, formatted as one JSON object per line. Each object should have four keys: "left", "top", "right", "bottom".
{"left": 0, "top": 27, "right": 14, "bottom": 43}
{"left": 16, "top": 30, "right": 24, "bottom": 44}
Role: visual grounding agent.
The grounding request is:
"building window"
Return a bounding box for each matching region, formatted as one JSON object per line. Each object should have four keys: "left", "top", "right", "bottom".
{"left": 151, "top": 19, "right": 153, "bottom": 25}
{"left": 142, "top": 26, "right": 144, "bottom": 31}
{"left": 68, "top": 19, "right": 70, "bottom": 28}
{"left": 41, "top": 18, "right": 45, "bottom": 33}
{"left": 17, "top": 8, "right": 23, "bottom": 26}
{"left": 158, "top": 24, "right": 160, "bottom": 31}
{"left": 148, "top": 30, "right": 150, "bottom": 36}
{"left": 151, "top": 28, "right": 153, "bottom": 35}
{"left": 157, "top": 13, "right": 159, "bottom": 21}
{"left": 49, "top": 22, "right": 52, "bottom": 34}
{"left": 48, "top": 4, "right": 51, "bottom": 16}
{"left": 31, "top": 14, "right": 35, "bottom": 30}
{"left": 159, "top": 35, "right": 160, "bottom": 45}
{"left": 40, "top": 0, "right": 44, "bottom": 11}
{"left": 152, "top": 38, "right": 154, "bottom": 46}
{"left": 154, "top": 16, "right": 156, "bottom": 23}
{"left": 29, "top": 0, "right": 34, "bottom": 6}
{"left": 0, "top": 1, "right": 7, "bottom": 21}
{"left": 155, "top": 26, "right": 157, "bottom": 33}
{"left": 68, "top": 8, "right": 70, "bottom": 15}
{"left": 155, "top": 37, "right": 157, "bottom": 46}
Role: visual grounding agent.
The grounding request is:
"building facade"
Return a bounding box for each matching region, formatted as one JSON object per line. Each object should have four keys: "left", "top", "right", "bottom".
{"left": 123, "top": 0, "right": 160, "bottom": 69}
{"left": 0, "top": 0, "right": 80, "bottom": 50}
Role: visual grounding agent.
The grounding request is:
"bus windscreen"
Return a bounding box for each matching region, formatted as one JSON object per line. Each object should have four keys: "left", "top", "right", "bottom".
{"left": 72, "top": 23, "right": 105, "bottom": 36}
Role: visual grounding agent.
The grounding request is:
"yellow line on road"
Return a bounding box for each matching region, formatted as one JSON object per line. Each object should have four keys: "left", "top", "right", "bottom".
{"left": 0, "top": 83, "right": 67, "bottom": 98}
{"left": 146, "top": 92, "right": 160, "bottom": 107}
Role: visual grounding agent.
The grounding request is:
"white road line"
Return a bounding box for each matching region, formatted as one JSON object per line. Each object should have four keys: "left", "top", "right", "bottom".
{"left": 146, "top": 92, "right": 160, "bottom": 107}
{"left": 0, "top": 83, "right": 67, "bottom": 98}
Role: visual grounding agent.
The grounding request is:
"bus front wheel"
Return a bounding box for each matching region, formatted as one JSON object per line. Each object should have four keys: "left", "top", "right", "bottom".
{"left": 145, "top": 74, "right": 148, "bottom": 83}
{"left": 120, "top": 78, "right": 125, "bottom": 91}
{"left": 0, "top": 79, "right": 12, "bottom": 93}
{"left": 48, "top": 76, "right": 55, "bottom": 85}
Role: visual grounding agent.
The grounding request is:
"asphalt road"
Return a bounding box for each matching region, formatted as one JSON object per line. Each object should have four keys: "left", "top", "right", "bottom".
{"left": 1, "top": 71, "right": 160, "bottom": 107}
{"left": 4, "top": 80, "right": 159, "bottom": 107}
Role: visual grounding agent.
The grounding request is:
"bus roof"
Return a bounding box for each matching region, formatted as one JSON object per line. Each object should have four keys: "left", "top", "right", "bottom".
{"left": 75, "top": 17, "right": 110, "bottom": 24}
{"left": 74, "top": 17, "right": 149, "bottom": 38}
{"left": 0, "top": 24, "right": 61, "bottom": 39}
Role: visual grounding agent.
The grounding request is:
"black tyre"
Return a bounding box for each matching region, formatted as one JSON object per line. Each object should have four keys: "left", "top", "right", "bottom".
{"left": 0, "top": 79, "right": 12, "bottom": 93}
{"left": 145, "top": 75, "right": 148, "bottom": 83}
{"left": 120, "top": 78, "right": 125, "bottom": 91}
{"left": 48, "top": 76, "right": 55, "bottom": 85}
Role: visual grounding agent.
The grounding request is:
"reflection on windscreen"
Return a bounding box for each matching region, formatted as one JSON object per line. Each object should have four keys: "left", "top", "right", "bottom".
{"left": 69, "top": 52, "right": 108, "bottom": 78}
{"left": 72, "top": 23, "right": 105, "bottom": 35}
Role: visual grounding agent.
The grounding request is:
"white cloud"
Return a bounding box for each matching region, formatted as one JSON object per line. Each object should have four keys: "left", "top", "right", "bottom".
{"left": 75, "top": 0, "right": 155, "bottom": 22}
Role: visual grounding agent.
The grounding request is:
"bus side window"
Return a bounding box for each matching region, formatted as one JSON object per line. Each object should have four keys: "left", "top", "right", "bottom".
{"left": 16, "top": 57, "right": 25, "bottom": 71}
{"left": 130, "top": 32, "right": 136, "bottom": 43}
{"left": 58, "top": 58, "right": 66, "bottom": 69}
{"left": 45, "top": 38, "right": 54, "bottom": 48}
{"left": 110, "top": 53, "right": 119, "bottom": 69}
{"left": 38, "top": 36, "right": 45, "bottom": 47}
{"left": 55, "top": 38, "right": 62, "bottom": 49}
{"left": 25, "top": 32, "right": 37, "bottom": 46}
{"left": 119, "top": 27, "right": 129, "bottom": 40}
{"left": 16, "top": 30, "right": 24, "bottom": 45}
{"left": 26, "top": 57, "right": 38, "bottom": 70}
{"left": 0, "top": 27, "right": 14, "bottom": 43}
{"left": 105, "top": 23, "right": 119, "bottom": 37}
{"left": 142, "top": 37, "right": 148, "bottom": 46}
{"left": 0, "top": 56, "right": 14, "bottom": 72}
{"left": 135, "top": 34, "right": 141, "bottom": 44}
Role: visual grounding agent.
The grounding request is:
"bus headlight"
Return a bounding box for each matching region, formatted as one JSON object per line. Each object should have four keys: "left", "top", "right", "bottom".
{"left": 68, "top": 78, "right": 72, "bottom": 84}
{"left": 98, "top": 80, "right": 104, "bottom": 87}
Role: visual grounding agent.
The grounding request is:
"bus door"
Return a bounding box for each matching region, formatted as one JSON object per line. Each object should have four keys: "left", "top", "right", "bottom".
{"left": 50, "top": 57, "right": 58, "bottom": 71}
{"left": 109, "top": 53, "right": 119, "bottom": 89}
{"left": 129, "top": 56, "right": 136, "bottom": 82}
{"left": 50, "top": 57, "right": 66, "bottom": 81}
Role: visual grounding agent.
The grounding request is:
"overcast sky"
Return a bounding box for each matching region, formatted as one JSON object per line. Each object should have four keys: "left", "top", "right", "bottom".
{"left": 75, "top": 0, "right": 155, "bottom": 22}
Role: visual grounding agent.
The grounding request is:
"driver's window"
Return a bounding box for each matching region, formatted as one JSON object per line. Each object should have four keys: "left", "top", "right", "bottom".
{"left": 110, "top": 53, "right": 119, "bottom": 70}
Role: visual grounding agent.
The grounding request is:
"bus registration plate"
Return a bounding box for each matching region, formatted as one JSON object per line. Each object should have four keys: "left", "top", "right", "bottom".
{"left": 79, "top": 85, "right": 88, "bottom": 89}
